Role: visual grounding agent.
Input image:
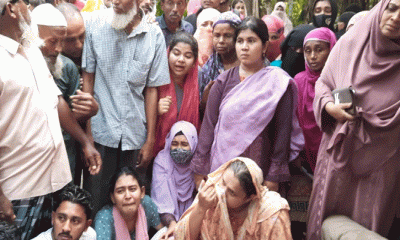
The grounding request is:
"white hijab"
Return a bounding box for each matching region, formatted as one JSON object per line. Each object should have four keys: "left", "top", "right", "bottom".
{"left": 271, "top": 2, "right": 293, "bottom": 37}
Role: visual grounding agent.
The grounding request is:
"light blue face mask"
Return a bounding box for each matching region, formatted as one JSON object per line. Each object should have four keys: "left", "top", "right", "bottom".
{"left": 170, "top": 148, "right": 193, "bottom": 165}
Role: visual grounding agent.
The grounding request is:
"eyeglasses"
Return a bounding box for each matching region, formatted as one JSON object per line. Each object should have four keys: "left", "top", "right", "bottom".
{"left": 2, "top": 0, "right": 30, "bottom": 15}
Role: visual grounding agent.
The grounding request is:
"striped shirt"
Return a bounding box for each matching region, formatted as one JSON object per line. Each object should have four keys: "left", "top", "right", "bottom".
{"left": 83, "top": 9, "right": 170, "bottom": 150}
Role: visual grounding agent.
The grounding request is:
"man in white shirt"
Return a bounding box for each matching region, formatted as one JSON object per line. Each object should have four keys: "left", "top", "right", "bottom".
{"left": 0, "top": 0, "right": 101, "bottom": 239}
{"left": 32, "top": 185, "right": 96, "bottom": 240}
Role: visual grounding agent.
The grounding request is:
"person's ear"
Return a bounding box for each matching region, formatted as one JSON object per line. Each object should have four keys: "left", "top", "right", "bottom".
{"left": 51, "top": 211, "right": 56, "bottom": 226}
{"left": 3, "top": 3, "right": 18, "bottom": 19}
{"left": 110, "top": 193, "right": 115, "bottom": 204}
{"left": 85, "top": 219, "right": 93, "bottom": 231}
{"left": 263, "top": 41, "right": 270, "bottom": 57}
{"left": 140, "top": 186, "right": 146, "bottom": 199}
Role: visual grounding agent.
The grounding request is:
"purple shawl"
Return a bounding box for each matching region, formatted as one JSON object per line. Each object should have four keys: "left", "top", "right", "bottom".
{"left": 151, "top": 121, "right": 198, "bottom": 221}
{"left": 313, "top": 0, "right": 400, "bottom": 176}
{"left": 294, "top": 27, "right": 336, "bottom": 171}
{"left": 209, "top": 67, "right": 304, "bottom": 173}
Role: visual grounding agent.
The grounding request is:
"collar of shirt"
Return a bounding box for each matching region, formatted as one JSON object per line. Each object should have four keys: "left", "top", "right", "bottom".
{"left": 0, "top": 34, "right": 20, "bottom": 55}
{"left": 158, "top": 14, "right": 184, "bottom": 31}
{"left": 127, "top": 14, "right": 150, "bottom": 38}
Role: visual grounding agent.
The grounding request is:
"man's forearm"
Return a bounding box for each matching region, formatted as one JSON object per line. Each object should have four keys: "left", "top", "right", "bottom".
{"left": 82, "top": 71, "right": 95, "bottom": 95}
{"left": 58, "top": 96, "right": 90, "bottom": 146}
{"left": 144, "top": 87, "right": 158, "bottom": 143}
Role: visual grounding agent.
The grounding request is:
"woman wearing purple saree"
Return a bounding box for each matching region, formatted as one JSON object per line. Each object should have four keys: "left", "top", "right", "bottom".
{"left": 151, "top": 121, "right": 198, "bottom": 239}
{"left": 307, "top": 0, "right": 400, "bottom": 238}
{"left": 191, "top": 16, "right": 304, "bottom": 193}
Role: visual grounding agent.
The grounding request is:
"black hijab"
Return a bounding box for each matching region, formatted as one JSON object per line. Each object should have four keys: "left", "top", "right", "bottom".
{"left": 336, "top": 11, "right": 356, "bottom": 39}
{"left": 311, "top": 0, "right": 338, "bottom": 31}
{"left": 280, "top": 24, "right": 315, "bottom": 78}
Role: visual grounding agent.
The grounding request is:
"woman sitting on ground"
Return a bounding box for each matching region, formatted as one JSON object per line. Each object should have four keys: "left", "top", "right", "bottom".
{"left": 175, "top": 157, "right": 292, "bottom": 239}
{"left": 151, "top": 121, "right": 198, "bottom": 239}
{"left": 95, "top": 167, "right": 162, "bottom": 240}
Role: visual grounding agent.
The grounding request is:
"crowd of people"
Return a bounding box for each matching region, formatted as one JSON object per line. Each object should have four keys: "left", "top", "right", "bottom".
{"left": 1, "top": 0, "right": 400, "bottom": 239}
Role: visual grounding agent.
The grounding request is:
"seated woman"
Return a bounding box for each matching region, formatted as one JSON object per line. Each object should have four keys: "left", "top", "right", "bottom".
{"left": 191, "top": 16, "right": 304, "bottom": 193}
{"left": 95, "top": 167, "right": 162, "bottom": 239}
{"left": 175, "top": 157, "right": 292, "bottom": 239}
{"left": 151, "top": 121, "right": 198, "bottom": 239}
{"left": 261, "top": 15, "right": 286, "bottom": 66}
{"left": 154, "top": 32, "right": 200, "bottom": 156}
{"left": 198, "top": 11, "right": 241, "bottom": 117}
{"left": 294, "top": 27, "right": 336, "bottom": 172}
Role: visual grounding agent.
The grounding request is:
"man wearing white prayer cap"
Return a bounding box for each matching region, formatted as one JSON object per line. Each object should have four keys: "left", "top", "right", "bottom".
{"left": 32, "top": 3, "right": 101, "bottom": 181}
{"left": 0, "top": 2, "right": 102, "bottom": 239}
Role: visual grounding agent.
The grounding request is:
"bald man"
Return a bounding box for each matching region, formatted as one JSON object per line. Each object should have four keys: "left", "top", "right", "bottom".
{"left": 57, "top": 2, "right": 85, "bottom": 71}
{"left": 0, "top": 1, "right": 101, "bottom": 239}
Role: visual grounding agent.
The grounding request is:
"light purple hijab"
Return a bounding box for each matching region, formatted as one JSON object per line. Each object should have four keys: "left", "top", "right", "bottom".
{"left": 151, "top": 121, "right": 198, "bottom": 221}
{"left": 209, "top": 67, "right": 304, "bottom": 172}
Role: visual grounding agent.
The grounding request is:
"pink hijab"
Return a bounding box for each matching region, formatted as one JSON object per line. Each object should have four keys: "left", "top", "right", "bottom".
{"left": 294, "top": 27, "right": 336, "bottom": 171}
{"left": 194, "top": 8, "right": 221, "bottom": 67}
{"left": 187, "top": 0, "right": 201, "bottom": 15}
{"left": 314, "top": 0, "right": 400, "bottom": 175}
{"left": 262, "top": 15, "right": 285, "bottom": 62}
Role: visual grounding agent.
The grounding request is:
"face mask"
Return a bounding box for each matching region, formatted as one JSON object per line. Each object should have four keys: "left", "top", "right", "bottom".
{"left": 170, "top": 148, "right": 193, "bottom": 165}
{"left": 314, "top": 14, "right": 332, "bottom": 28}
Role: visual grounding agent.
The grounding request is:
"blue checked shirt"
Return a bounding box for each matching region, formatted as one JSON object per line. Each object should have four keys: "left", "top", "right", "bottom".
{"left": 82, "top": 9, "right": 170, "bottom": 150}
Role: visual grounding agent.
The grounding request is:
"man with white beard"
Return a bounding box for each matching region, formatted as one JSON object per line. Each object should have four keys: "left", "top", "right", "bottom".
{"left": 32, "top": 4, "right": 100, "bottom": 181}
{"left": 0, "top": 1, "right": 102, "bottom": 239}
{"left": 82, "top": 0, "right": 170, "bottom": 216}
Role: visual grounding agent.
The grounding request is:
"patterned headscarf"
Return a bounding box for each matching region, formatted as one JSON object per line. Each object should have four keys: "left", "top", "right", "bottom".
{"left": 213, "top": 11, "right": 242, "bottom": 28}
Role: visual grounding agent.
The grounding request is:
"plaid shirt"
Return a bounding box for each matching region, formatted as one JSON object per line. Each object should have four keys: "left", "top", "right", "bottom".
{"left": 83, "top": 9, "right": 170, "bottom": 150}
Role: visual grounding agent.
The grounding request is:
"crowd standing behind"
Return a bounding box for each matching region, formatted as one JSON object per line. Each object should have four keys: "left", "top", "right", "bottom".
{"left": 1, "top": 0, "right": 400, "bottom": 239}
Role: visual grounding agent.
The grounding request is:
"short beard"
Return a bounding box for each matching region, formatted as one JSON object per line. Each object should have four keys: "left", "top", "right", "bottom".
{"left": 44, "top": 55, "right": 64, "bottom": 80}
{"left": 111, "top": 3, "right": 137, "bottom": 30}
{"left": 18, "top": 12, "right": 43, "bottom": 48}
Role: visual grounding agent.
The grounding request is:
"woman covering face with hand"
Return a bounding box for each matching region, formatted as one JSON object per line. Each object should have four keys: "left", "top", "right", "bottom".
{"left": 151, "top": 121, "right": 198, "bottom": 240}
{"left": 307, "top": 0, "right": 400, "bottom": 238}
{"left": 154, "top": 32, "right": 200, "bottom": 156}
{"left": 174, "top": 157, "right": 292, "bottom": 239}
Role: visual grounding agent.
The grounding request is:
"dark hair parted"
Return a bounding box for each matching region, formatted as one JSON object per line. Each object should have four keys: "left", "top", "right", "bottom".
{"left": 108, "top": 166, "right": 144, "bottom": 198}
{"left": 53, "top": 184, "right": 93, "bottom": 219}
{"left": 229, "top": 160, "right": 257, "bottom": 197}
{"left": 236, "top": 16, "right": 269, "bottom": 44}
{"left": 169, "top": 31, "right": 199, "bottom": 61}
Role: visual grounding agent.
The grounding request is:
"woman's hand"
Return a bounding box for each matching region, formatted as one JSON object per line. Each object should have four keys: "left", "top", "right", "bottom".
{"left": 198, "top": 180, "right": 217, "bottom": 211}
{"left": 200, "top": 81, "right": 215, "bottom": 107}
{"left": 325, "top": 102, "right": 355, "bottom": 123}
{"left": 160, "top": 221, "right": 176, "bottom": 240}
{"left": 158, "top": 96, "right": 172, "bottom": 115}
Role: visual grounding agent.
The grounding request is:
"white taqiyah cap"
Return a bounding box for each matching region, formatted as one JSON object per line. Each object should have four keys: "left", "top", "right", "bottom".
{"left": 31, "top": 3, "right": 67, "bottom": 27}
